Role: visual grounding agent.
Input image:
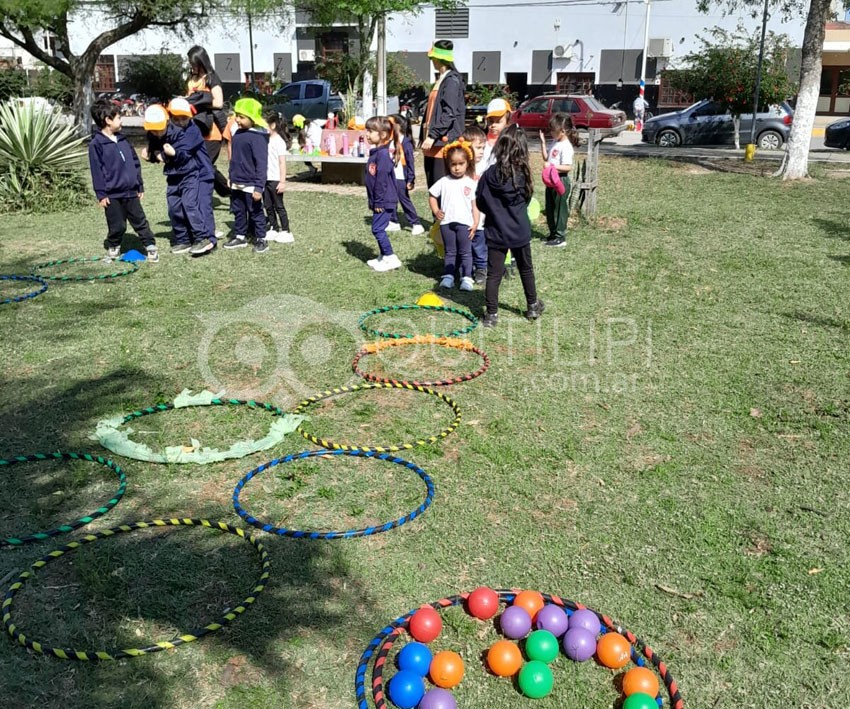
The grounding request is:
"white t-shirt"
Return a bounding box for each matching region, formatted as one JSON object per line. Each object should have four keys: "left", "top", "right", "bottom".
{"left": 633, "top": 96, "right": 646, "bottom": 113}
{"left": 389, "top": 143, "right": 405, "bottom": 180}
{"left": 306, "top": 122, "right": 323, "bottom": 148}
{"left": 267, "top": 133, "right": 287, "bottom": 182}
{"left": 546, "top": 139, "right": 574, "bottom": 167}
{"left": 429, "top": 175, "right": 477, "bottom": 227}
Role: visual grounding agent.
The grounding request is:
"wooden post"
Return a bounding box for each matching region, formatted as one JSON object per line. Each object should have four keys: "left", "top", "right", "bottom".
{"left": 579, "top": 128, "right": 602, "bottom": 218}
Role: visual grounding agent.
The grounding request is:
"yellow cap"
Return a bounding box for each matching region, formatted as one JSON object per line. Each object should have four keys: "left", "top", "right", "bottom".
{"left": 143, "top": 104, "right": 168, "bottom": 131}
{"left": 416, "top": 292, "right": 445, "bottom": 307}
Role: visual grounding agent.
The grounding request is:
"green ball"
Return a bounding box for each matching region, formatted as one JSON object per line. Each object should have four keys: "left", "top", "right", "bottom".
{"left": 623, "top": 692, "right": 658, "bottom": 709}
{"left": 525, "top": 629, "right": 559, "bottom": 664}
{"left": 518, "top": 660, "right": 553, "bottom": 699}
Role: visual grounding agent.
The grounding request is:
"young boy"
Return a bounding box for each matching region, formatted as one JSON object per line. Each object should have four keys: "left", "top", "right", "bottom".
{"left": 224, "top": 98, "right": 269, "bottom": 254}
{"left": 88, "top": 99, "right": 158, "bottom": 262}
{"left": 463, "top": 123, "right": 488, "bottom": 284}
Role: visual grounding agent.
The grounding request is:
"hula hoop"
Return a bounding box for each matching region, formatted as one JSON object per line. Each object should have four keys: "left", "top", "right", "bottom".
{"left": 355, "top": 590, "right": 684, "bottom": 709}
{"left": 358, "top": 304, "right": 478, "bottom": 340}
{"left": 0, "top": 452, "right": 127, "bottom": 547}
{"left": 352, "top": 334, "right": 490, "bottom": 387}
{"left": 292, "top": 382, "right": 461, "bottom": 452}
{"left": 2, "top": 518, "right": 270, "bottom": 660}
{"left": 0, "top": 275, "right": 48, "bottom": 305}
{"left": 31, "top": 256, "right": 139, "bottom": 282}
{"left": 232, "top": 449, "right": 434, "bottom": 539}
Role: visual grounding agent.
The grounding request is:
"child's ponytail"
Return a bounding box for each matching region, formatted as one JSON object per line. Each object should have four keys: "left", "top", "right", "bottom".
{"left": 388, "top": 116, "right": 403, "bottom": 167}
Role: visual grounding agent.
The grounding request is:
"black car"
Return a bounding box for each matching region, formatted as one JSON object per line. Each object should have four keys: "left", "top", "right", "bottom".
{"left": 824, "top": 117, "right": 850, "bottom": 149}
{"left": 642, "top": 99, "right": 794, "bottom": 149}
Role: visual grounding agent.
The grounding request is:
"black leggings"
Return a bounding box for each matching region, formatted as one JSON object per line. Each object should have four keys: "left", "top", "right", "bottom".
{"left": 485, "top": 243, "right": 537, "bottom": 314}
{"left": 424, "top": 155, "right": 447, "bottom": 189}
{"left": 204, "top": 140, "right": 230, "bottom": 197}
{"left": 262, "top": 181, "right": 290, "bottom": 231}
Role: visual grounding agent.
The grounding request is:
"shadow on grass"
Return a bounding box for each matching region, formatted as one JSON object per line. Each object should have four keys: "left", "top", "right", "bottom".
{"left": 829, "top": 255, "right": 850, "bottom": 266}
{"left": 342, "top": 239, "right": 377, "bottom": 265}
{"left": 784, "top": 310, "right": 850, "bottom": 332}
{"left": 812, "top": 218, "right": 849, "bottom": 241}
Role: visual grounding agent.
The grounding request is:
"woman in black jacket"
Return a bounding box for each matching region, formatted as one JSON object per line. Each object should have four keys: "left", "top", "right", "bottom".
{"left": 420, "top": 40, "right": 466, "bottom": 187}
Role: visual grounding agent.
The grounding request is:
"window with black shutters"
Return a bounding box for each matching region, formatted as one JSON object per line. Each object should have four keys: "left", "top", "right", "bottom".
{"left": 435, "top": 7, "right": 469, "bottom": 39}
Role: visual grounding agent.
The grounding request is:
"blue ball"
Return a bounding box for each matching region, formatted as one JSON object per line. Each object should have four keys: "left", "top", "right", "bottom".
{"left": 397, "top": 641, "right": 433, "bottom": 677}
{"left": 388, "top": 670, "right": 425, "bottom": 709}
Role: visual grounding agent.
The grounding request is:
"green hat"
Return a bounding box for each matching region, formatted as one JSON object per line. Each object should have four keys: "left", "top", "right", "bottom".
{"left": 233, "top": 97, "right": 267, "bottom": 129}
{"left": 428, "top": 40, "right": 454, "bottom": 64}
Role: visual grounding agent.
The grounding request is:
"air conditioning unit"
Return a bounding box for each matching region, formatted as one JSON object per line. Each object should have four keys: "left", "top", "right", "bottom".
{"left": 647, "top": 38, "right": 672, "bottom": 58}
{"left": 298, "top": 49, "right": 315, "bottom": 62}
{"left": 553, "top": 44, "right": 572, "bottom": 59}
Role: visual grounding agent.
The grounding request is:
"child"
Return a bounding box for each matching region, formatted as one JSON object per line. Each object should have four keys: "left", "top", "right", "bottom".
{"left": 224, "top": 98, "right": 269, "bottom": 254}
{"left": 387, "top": 114, "right": 424, "bottom": 235}
{"left": 428, "top": 141, "right": 480, "bottom": 291}
{"left": 475, "top": 124, "right": 544, "bottom": 327}
{"left": 363, "top": 116, "right": 401, "bottom": 272}
{"left": 463, "top": 123, "right": 488, "bottom": 284}
{"left": 482, "top": 98, "right": 516, "bottom": 279}
{"left": 539, "top": 113, "right": 580, "bottom": 247}
{"left": 262, "top": 110, "right": 294, "bottom": 244}
{"left": 88, "top": 99, "right": 158, "bottom": 262}
{"left": 142, "top": 99, "right": 216, "bottom": 256}
{"left": 293, "top": 114, "right": 323, "bottom": 174}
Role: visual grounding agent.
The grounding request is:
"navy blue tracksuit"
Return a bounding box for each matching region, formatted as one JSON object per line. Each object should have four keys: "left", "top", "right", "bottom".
{"left": 364, "top": 143, "right": 399, "bottom": 256}
{"left": 229, "top": 127, "right": 269, "bottom": 240}
{"left": 88, "top": 129, "right": 155, "bottom": 250}
{"left": 390, "top": 137, "right": 421, "bottom": 227}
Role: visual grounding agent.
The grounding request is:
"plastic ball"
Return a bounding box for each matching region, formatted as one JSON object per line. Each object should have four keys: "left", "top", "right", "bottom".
{"left": 623, "top": 692, "right": 658, "bottom": 709}
{"left": 397, "top": 641, "right": 433, "bottom": 677}
{"left": 513, "top": 590, "right": 545, "bottom": 622}
{"left": 419, "top": 687, "right": 457, "bottom": 709}
{"left": 623, "top": 667, "right": 660, "bottom": 697}
{"left": 596, "top": 632, "right": 632, "bottom": 669}
{"left": 569, "top": 608, "right": 602, "bottom": 636}
{"left": 517, "top": 660, "right": 554, "bottom": 698}
{"left": 387, "top": 670, "right": 425, "bottom": 708}
{"left": 487, "top": 639, "right": 523, "bottom": 677}
{"left": 500, "top": 605, "right": 532, "bottom": 639}
{"left": 525, "top": 629, "right": 560, "bottom": 664}
{"left": 467, "top": 586, "right": 500, "bottom": 620}
{"left": 562, "top": 627, "right": 597, "bottom": 662}
{"left": 535, "top": 604, "right": 569, "bottom": 637}
{"left": 408, "top": 606, "right": 442, "bottom": 643}
{"left": 429, "top": 650, "right": 464, "bottom": 689}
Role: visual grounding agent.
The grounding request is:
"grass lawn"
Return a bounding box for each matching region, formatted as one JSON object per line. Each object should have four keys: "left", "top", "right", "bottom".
{"left": 0, "top": 150, "right": 849, "bottom": 708}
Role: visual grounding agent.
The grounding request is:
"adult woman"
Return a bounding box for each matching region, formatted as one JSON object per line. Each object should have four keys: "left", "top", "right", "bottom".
{"left": 186, "top": 45, "right": 229, "bottom": 197}
{"left": 420, "top": 40, "right": 466, "bottom": 188}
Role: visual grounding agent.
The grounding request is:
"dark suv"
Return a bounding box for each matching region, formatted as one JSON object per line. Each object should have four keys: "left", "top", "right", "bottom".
{"left": 641, "top": 99, "right": 794, "bottom": 149}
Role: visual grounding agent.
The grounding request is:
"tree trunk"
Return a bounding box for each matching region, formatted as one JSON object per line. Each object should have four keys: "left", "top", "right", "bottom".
{"left": 733, "top": 114, "right": 740, "bottom": 149}
{"left": 777, "top": 0, "right": 831, "bottom": 180}
{"left": 72, "top": 57, "right": 96, "bottom": 138}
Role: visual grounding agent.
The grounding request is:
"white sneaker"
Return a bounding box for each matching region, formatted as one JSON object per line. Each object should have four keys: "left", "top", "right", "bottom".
{"left": 266, "top": 229, "right": 279, "bottom": 242}
{"left": 410, "top": 224, "right": 425, "bottom": 236}
{"left": 214, "top": 230, "right": 224, "bottom": 239}
{"left": 371, "top": 254, "right": 402, "bottom": 272}
{"left": 367, "top": 257, "right": 380, "bottom": 268}
{"left": 277, "top": 230, "right": 294, "bottom": 243}
{"left": 385, "top": 222, "right": 402, "bottom": 232}
{"left": 459, "top": 276, "right": 474, "bottom": 291}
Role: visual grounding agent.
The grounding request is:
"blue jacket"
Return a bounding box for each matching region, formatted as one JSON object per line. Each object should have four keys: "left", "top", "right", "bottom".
{"left": 365, "top": 143, "right": 398, "bottom": 211}
{"left": 88, "top": 129, "right": 143, "bottom": 200}
{"left": 475, "top": 165, "right": 532, "bottom": 249}
{"left": 230, "top": 127, "right": 269, "bottom": 193}
{"left": 401, "top": 137, "right": 416, "bottom": 186}
{"left": 146, "top": 122, "right": 213, "bottom": 183}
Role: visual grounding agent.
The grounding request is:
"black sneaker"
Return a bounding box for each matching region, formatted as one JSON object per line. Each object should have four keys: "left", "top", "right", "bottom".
{"left": 171, "top": 243, "right": 191, "bottom": 255}
{"left": 190, "top": 238, "right": 215, "bottom": 255}
{"left": 545, "top": 237, "right": 566, "bottom": 247}
{"left": 482, "top": 312, "right": 499, "bottom": 328}
{"left": 253, "top": 238, "right": 269, "bottom": 254}
{"left": 224, "top": 236, "right": 248, "bottom": 249}
{"left": 473, "top": 268, "right": 487, "bottom": 285}
{"left": 525, "top": 299, "right": 546, "bottom": 321}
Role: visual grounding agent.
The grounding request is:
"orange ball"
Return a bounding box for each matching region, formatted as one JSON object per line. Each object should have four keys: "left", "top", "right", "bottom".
{"left": 513, "top": 590, "right": 545, "bottom": 622}
{"left": 622, "top": 667, "right": 660, "bottom": 696}
{"left": 596, "top": 632, "right": 632, "bottom": 669}
{"left": 429, "top": 650, "right": 465, "bottom": 688}
{"left": 487, "top": 639, "right": 523, "bottom": 677}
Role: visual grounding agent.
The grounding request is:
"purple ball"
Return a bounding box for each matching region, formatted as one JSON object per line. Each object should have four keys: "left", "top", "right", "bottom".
{"left": 500, "top": 605, "right": 532, "bottom": 639}
{"left": 563, "top": 627, "right": 597, "bottom": 662}
{"left": 569, "top": 609, "right": 601, "bottom": 636}
{"left": 535, "top": 604, "right": 569, "bottom": 637}
{"left": 419, "top": 687, "right": 457, "bottom": 709}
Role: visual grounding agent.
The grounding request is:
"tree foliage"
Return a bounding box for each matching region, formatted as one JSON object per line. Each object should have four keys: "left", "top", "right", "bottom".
{"left": 123, "top": 54, "right": 186, "bottom": 102}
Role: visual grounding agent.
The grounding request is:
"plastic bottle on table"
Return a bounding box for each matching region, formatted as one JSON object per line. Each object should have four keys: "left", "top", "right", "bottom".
{"left": 358, "top": 136, "right": 365, "bottom": 157}
{"left": 305, "top": 138, "right": 313, "bottom": 154}
{"left": 341, "top": 133, "right": 349, "bottom": 156}
{"left": 328, "top": 134, "right": 337, "bottom": 156}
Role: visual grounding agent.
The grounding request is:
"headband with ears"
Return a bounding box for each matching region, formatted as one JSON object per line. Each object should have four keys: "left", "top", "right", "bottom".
{"left": 442, "top": 138, "right": 475, "bottom": 162}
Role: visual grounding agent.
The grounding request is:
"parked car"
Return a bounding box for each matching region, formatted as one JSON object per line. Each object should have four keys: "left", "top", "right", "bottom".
{"left": 511, "top": 94, "right": 627, "bottom": 137}
{"left": 641, "top": 99, "right": 793, "bottom": 149}
{"left": 824, "top": 116, "right": 850, "bottom": 149}
{"left": 270, "top": 80, "right": 344, "bottom": 123}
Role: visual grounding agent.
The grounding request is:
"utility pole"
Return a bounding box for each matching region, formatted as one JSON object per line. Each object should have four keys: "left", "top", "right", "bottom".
{"left": 745, "top": 0, "right": 770, "bottom": 161}
{"left": 247, "top": 10, "right": 256, "bottom": 92}
{"left": 637, "top": 0, "right": 651, "bottom": 131}
{"left": 376, "top": 14, "right": 387, "bottom": 115}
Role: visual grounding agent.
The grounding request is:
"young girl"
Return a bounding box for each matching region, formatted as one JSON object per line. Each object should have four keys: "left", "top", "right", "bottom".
{"left": 364, "top": 116, "right": 401, "bottom": 272}
{"left": 539, "top": 113, "right": 580, "bottom": 247}
{"left": 262, "top": 110, "right": 294, "bottom": 244}
{"left": 463, "top": 123, "right": 488, "bottom": 284}
{"left": 475, "top": 124, "right": 544, "bottom": 327}
{"left": 428, "top": 141, "right": 480, "bottom": 291}
{"left": 387, "top": 114, "right": 424, "bottom": 235}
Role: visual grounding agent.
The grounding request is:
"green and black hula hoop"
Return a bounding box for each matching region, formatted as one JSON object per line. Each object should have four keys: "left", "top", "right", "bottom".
{"left": 0, "top": 275, "right": 48, "bottom": 305}
{"left": 0, "top": 452, "right": 126, "bottom": 548}
{"left": 31, "top": 256, "right": 139, "bottom": 282}
{"left": 355, "top": 589, "right": 684, "bottom": 709}
{"left": 2, "top": 518, "right": 270, "bottom": 660}
{"left": 292, "top": 382, "right": 461, "bottom": 453}
{"left": 358, "top": 304, "right": 478, "bottom": 340}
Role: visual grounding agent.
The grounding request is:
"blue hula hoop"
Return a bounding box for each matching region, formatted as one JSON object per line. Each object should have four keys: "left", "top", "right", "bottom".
{"left": 0, "top": 274, "right": 48, "bottom": 305}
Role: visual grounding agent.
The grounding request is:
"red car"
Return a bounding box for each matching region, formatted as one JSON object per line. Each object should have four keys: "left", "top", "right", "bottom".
{"left": 512, "top": 94, "right": 627, "bottom": 138}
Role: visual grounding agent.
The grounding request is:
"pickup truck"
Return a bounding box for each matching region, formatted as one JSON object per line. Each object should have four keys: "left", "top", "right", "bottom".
{"left": 270, "top": 80, "right": 344, "bottom": 123}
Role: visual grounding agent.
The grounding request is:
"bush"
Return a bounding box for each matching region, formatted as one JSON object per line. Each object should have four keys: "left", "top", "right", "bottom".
{"left": 31, "top": 68, "right": 74, "bottom": 107}
{"left": 0, "top": 100, "right": 88, "bottom": 214}
{"left": 123, "top": 54, "right": 186, "bottom": 102}
{"left": 0, "top": 67, "right": 28, "bottom": 103}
